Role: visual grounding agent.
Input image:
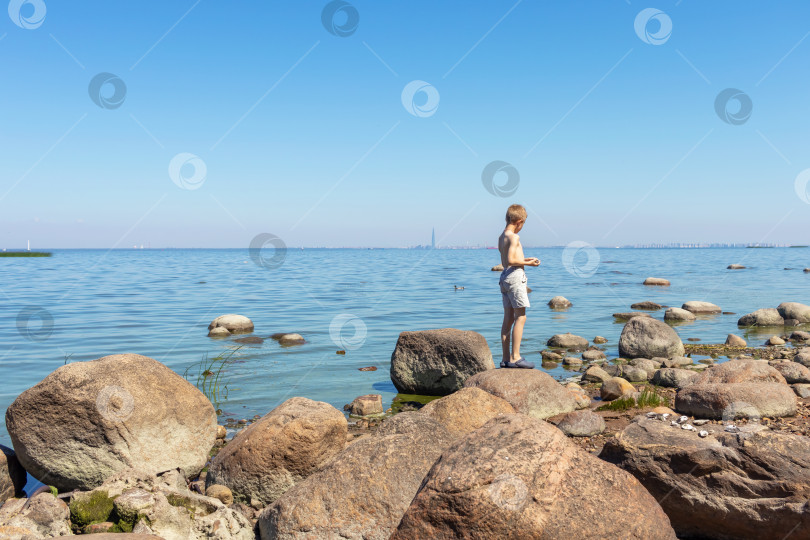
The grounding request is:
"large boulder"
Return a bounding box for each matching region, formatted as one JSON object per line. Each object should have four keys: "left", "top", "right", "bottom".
{"left": 5, "top": 354, "right": 216, "bottom": 492}
{"left": 738, "top": 308, "right": 785, "bottom": 327}
{"left": 772, "top": 361, "right": 810, "bottom": 384}
{"left": 777, "top": 302, "right": 810, "bottom": 323}
{"left": 0, "top": 492, "right": 71, "bottom": 538}
{"left": 0, "top": 445, "right": 25, "bottom": 504}
{"left": 618, "top": 317, "right": 685, "bottom": 359}
{"left": 390, "top": 329, "right": 494, "bottom": 395}
{"left": 464, "top": 369, "right": 576, "bottom": 420}
{"left": 419, "top": 387, "right": 514, "bottom": 438}
{"left": 547, "top": 296, "right": 572, "bottom": 309}
{"left": 692, "top": 359, "right": 787, "bottom": 385}
{"left": 208, "top": 314, "right": 254, "bottom": 334}
{"left": 600, "top": 377, "right": 635, "bottom": 401}
{"left": 601, "top": 417, "right": 810, "bottom": 539}
{"left": 391, "top": 414, "right": 677, "bottom": 540}
{"left": 675, "top": 383, "right": 797, "bottom": 419}
{"left": 651, "top": 368, "right": 697, "bottom": 389}
{"left": 682, "top": 301, "right": 721, "bottom": 314}
{"left": 556, "top": 410, "right": 605, "bottom": 437}
{"left": 546, "top": 333, "right": 588, "bottom": 351}
{"left": 206, "top": 397, "right": 347, "bottom": 506}
{"left": 664, "top": 307, "right": 695, "bottom": 322}
{"left": 258, "top": 413, "right": 453, "bottom": 540}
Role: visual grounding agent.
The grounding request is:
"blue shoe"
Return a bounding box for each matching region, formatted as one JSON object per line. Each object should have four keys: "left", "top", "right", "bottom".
{"left": 500, "top": 360, "right": 508, "bottom": 368}
{"left": 505, "top": 357, "right": 535, "bottom": 369}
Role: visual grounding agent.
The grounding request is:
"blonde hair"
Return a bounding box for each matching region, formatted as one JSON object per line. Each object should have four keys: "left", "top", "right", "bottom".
{"left": 505, "top": 204, "right": 527, "bottom": 224}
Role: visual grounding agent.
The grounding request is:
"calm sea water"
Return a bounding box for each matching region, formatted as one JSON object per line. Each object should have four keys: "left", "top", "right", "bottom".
{"left": 2, "top": 247, "right": 809, "bottom": 448}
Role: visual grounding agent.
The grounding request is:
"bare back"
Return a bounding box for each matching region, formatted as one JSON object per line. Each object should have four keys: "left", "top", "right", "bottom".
{"left": 498, "top": 229, "right": 525, "bottom": 269}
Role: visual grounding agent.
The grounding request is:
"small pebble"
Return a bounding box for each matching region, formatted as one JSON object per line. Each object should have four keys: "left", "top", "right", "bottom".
{"left": 681, "top": 424, "right": 695, "bottom": 431}
{"left": 693, "top": 419, "right": 710, "bottom": 426}
{"left": 671, "top": 421, "right": 679, "bottom": 427}
{"left": 678, "top": 416, "right": 689, "bottom": 424}
{"left": 661, "top": 413, "right": 670, "bottom": 420}
{"left": 699, "top": 430, "right": 709, "bottom": 438}
{"left": 724, "top": 424, "right": 739, "bottom": 433}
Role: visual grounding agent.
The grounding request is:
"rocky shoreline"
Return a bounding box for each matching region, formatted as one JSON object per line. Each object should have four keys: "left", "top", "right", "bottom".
{"left": 2, "top": 303, "right": 810, "bottom": 539}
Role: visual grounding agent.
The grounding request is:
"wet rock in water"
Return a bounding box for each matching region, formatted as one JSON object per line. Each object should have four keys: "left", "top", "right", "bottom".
{"left": 630, "top": 358, "right": 661, "bottom": 378}
{"left": 681, "top": 301, "right": 722, "bottom": 314}
{"left": 613, "top": 311, "right": 653, "bottom": 321}
{"left": 790, "top": 330, "right": 810, "bottom": 341}
{"left": 772, "top": 362, "right": 810, "bottom": 384}
{"left": 5, "top": 353, "right": 216, "bottom": 492}
{"left": 546, "top": 332, "right": 588, "bottom": 351}
{"left": 766, "top": 335, "right": 786, "bottom": 346}
{"left": 390, "top": 328, "right": 493, "bottom": 395}
{"left": 491, "top": 264, "right": 504, "bottom": 271}
{"left": 0, "top": 492, "right": 71, "bottom": 538}
{"left": 259, "top": 413, "right": 453, "bottom": 540}
{"left": 727, "top": 263, "right": 746, "bottom": 269}
{"left": 556, "top": 410, "right": 605, "bottom": 437}
{"left": 737, "top": 308, "right": 785, "bottom": 327}
{"left": 643, "top": 277, "right": 671, "bottom": 286}
{"left": 693, "top": 359, "right": 787, "bottom": 385}
{"left": 358, "top": 366, "right": 377, "bottom": 371}
{"left": 777, "top": 301, "right": 810, "bottom": 323}
{"left": 391, "top": 414, "right": 677, "bottom": 540}
{"left": 205, "top": 484, "right": 234, "bottom": 505}
{"left": 725, "top": 334, "right": 747, "bottom": 347}
{"left": 687, "top": 337, "right": 701, "bottom": 341}
{"left": 206, "top": 397, "right": 347, "bottom": 506}
{"left": 234, "top": 335, "right": 263, "bottom": 345}
{"left": 581, "top": 349, "right": 605, "bottom": 362}
{"left": 600, "top": 417, "right": 810, "bottom": 540}
{"left": 464, "top": 369, "right": 577, "bottom": 420}
{"left": 619, "top": 317, "right": 685, "bottom": 359}
{"left": 208, "top": 326, "right": 231, "bottom": 338}
{"left": 0, "top": 445, "right": 25, "bottom": 504}
{"left": 621, "top": 365, "right": 650, "bottom": 382}
{"left": 581, "top": 365, "right": 611, "bottom": 384}
{"left": 805, "top": 268, "right": 810, "bottom": 273}
{"left": 540, "top": 350, "right": 563, "bottom": 362}
{"left": 593, "top": 335, "right": 608, "bottom": 344}
{"left": 346, "top": 394, "right": 383, "bottom": 416}
{"left": 664, "top": 307, "right": 696, "bottom": 322}
{"left": 651, "top": 368, "right": 697, "bottom": 389}
{"left": 662, "top": 356, "right": 693, "bottom": 368}
{"left": 208, "top": 314, "right": 254, "bottom": 334}
{"left": 547, "top": 295, "right": 572, "bottom": 309}
{"left": 675, "top": 382, "right": 796, "bottom": 419}
{"left": 562, "top": 356, "right": 582, "bottom": 366}
{"left": 270, "top": 333, "right": 305, "bottom": 346}
{"left": 601, "top": 377, "right": 635, "bottom": 401}
{"left": 419, "top": 387, "right": 515, "bottom": 439}
{"left": 631, "top": 301, "right": 662, "bottom": 310}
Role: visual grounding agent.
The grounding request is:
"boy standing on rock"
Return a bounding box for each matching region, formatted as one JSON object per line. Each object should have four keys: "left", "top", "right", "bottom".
{"left": 498, "top": 204, "right": 540, "bottom": 368}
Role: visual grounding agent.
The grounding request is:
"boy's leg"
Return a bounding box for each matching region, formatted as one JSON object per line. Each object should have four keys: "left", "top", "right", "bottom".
{"left": 501, "top": 306, "right": 515, "bottom": 365}
{"left": 511, "top": 307, "right": 526, "bottom": 361}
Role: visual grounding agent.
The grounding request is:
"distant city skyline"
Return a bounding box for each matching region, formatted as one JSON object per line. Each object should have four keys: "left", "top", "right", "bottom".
{"left": 2, "top": 2, "right": 810, "bottom": 248}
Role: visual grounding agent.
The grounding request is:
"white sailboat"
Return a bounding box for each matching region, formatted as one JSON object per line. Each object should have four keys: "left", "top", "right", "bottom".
{"left": 27, "top": 240, "right": 30, "bottom": 252}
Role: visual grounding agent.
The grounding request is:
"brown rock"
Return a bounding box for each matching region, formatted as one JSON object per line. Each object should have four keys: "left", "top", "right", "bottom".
{"left": 270, "top": 333, "right": 305, "bottom": 346}
{"left": 216, "top": 425, "right": 227, "bottom": 439}
{"left": 208, "top": 314, "right": 253, "bottom": 334}
{"left": 556, "top": 410, "right": 605, "bottom": 437}
{"left": 772, "top": 362, "right": 810, "bottom": 384}
{"left": 612, "top": 311, "right": 653, "bottom": 321}
{"left": 619, "top": 317, "right": 685, "bottom": 359}
{"left": 581, "top": 365, "right": 611, "bottom": 384}
{"left": 390, "top": 328, "right": 494, "bottom": 395}
{"left": 205, "top": 484, "right": 234, "bottom": 505}
{"left": 630, "top": 301, "right": 662, "bottom": 310}
{"left": 259, "top": 414, "right": 453, "bottom": 540}
{"left": 546, "top": 332, "right": 589, "bottom": 351}
{"left": 419, "top": 387, "right": 514, "bottom": 438}
{"left": 0, "top": 492, "right": 71, "bottom": 538}
{"left": 600, "top": 377, "right": 635, "bottom": 401}
{"left": 643, "top": 277, "right": 671, "bottom": 286}
{"left": 737, "top": 308, "right": 785, "bottom": 327}
{"left": 464, "top": 369, "right": 576, "bottom": 420}
{"left": 206, "top": 397, "right": 347, "bottom": 506}
{"left": 5, "top": 354, "right": 216, "bottom": 492}
{"left": 675, "top": 382, "right": 797, "bottom": 419}
{"left": 601, "top": 417, "right": 810, "bottom": 539}
{"left": 347, "top": 394, "right": 383, "bottom": 416}
{"left": 391, "top": 414, "right": 676, "bottom": 540}
{"left": 0, "top": 445, "right": 25, "bottom": 504}
{"left": 692, "top": 359, "right": 787, "bottom": 385}
{"left": 682, "top": 301, "right": 721, "bottom": 313}
{"left": 593, "top": 336, "right": 608, "bottom": 344}
{"left": 547, "top": 296, "right": 572, "bottom": 309}
{"left": 766, "top": 335, "right": 786, "bottom": 346}
{"left": 725, "top": 334, "right": 747, "bottom": 347}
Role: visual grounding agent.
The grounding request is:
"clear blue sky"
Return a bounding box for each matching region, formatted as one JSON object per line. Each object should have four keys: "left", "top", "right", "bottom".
{"left": 2, "top": 0, "right": 809, "bottom": 248}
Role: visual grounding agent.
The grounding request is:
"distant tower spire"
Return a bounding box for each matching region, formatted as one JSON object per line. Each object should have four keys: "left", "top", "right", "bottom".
{"left": 431, "top": 228, "right": 435, "bottom": 249}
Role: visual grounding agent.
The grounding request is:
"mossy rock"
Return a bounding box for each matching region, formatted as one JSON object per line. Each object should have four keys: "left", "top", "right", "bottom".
{"left": 69, "top": 490, "right": 115, "bottom": 530}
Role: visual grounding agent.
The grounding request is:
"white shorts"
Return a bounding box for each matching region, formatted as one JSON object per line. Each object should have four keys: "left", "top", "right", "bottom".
{"left": 499, "top": 267, "right": 529, "bottom": 309}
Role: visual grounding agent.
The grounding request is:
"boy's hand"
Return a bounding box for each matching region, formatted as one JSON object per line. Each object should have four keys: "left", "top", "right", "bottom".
{"left": 525, "top": 257, "right": 541, "bottom": 266}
